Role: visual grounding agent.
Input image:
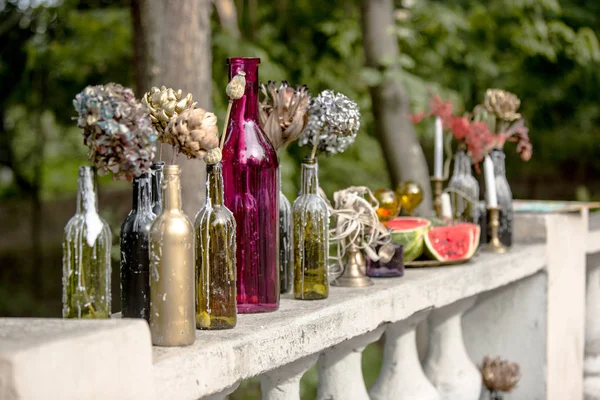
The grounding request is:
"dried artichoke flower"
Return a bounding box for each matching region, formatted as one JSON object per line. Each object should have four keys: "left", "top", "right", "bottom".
{"left": 483, "top": 89, "right": 521, "bottom": 122}
{"left": 480, "top": 356, "right": 521, "bottom": 392}
{"left": 142, "top": 86, "right": 196, "bottom": 143}
{"left": 166, "top": 108, "right": 219, "bottom": 161}
{"left": 259, "top": 81, "right": 310, "bottom": 151}
{"left": 299, "top": 89, "right": 361, "bottom": 158}
{"left": 73, "top": 83, "right": 157, "bottom": 180}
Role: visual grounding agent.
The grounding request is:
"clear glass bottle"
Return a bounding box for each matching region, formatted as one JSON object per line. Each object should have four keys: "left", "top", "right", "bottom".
{"left": 151, "top": 161, "right": 165, "bottom": 215}
{"left": 222, "top": 57, "right": 280, "bottom": 312}
{"left": 489, "top": 149, "right": 513, "bottom": 247}
{"left": 120, "top": 173, "right": 155, "bottom": 321}
{"left": 62, "top": 166, "right": 111, "bottom": 319}
{"left": 293, "top": 158, "right": 329, "bottom": 300}
{"left": 149, "top": 164, "right": 195, "bottom": 346}
{"left": 279, "top": 169, "right": 293, "bottom": 294}
{"left": 447, "top": 149, "right": 480, "bottom": 223}
{"left": 195, "top": 162, "right": 237, "bottom": 330}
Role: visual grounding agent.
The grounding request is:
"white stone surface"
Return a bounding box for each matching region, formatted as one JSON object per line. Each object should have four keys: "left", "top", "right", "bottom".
{"left": 317, "top": 327, "right": 385, "bottom": 400}
{"left": 0, "top": 318, "right": 153, "bottom": 400}
{"left": 424, "top": 296, "right": 481, "bottom": 400}
{"left": 152, "top": 245, "right": 545, "bottom": 399}
{"left": 370, "top": 310, "right": 440, "bottom": 400}
{"left": 260, "top": 355, "right": 317, "bottom": 400}
{"left": 585, "top": 253, "right": 600, "bottom": 400}
{"left": 463, "top": 272, "right": 548, "bottom": 400}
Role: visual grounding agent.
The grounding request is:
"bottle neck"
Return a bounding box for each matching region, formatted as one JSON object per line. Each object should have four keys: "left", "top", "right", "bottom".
{"left": 76, "top": 166, "right": 98, "bottom": 215}
{"left": 132, "top": 174, "right": 152, "bottom": 212}
{"left": 300, "top": 160, "right": 319, "bottom": 195}
{"left": 490, "top": 149, "right": 506, "bottom": 176}
{"left": 151, "top": 162, "right": 164, "bottom": 209}
{"left": 163, "top": 166, "right": 182, "bottom": 211}
{"left": 228, "top": 58, "right": 260, "bottom": 122}
{"left": 206, "top": 163, "right": 224, "bottom": 206}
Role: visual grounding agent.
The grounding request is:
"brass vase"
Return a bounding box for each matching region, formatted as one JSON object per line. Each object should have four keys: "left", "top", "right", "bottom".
{"left": 194, "top": 163, "right": 237, "bottom": 330}
{"left": 149, "top": 164, "right": 195, "bottom": 346}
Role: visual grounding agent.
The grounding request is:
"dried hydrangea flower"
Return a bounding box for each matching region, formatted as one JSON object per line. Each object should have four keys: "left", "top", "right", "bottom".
{"left": 73, "top": 83, "right": 157, "bottom": 180}
{"left": 142, "top": 86, "right": 196, "bottom": 143}
{"left": 484, "top": 89, "right": 521, "bottom": 121}
{"left": 259, "top": 81, "right": 310, "bottom": 151}
{"left": 299, "top": 89, "right": 361, "bottom": 157}
{"left": 166, "top": 108, "right": 219, "bottom": 160}
{"left": 480, "top": 356, "right": 521, "bottom": 392}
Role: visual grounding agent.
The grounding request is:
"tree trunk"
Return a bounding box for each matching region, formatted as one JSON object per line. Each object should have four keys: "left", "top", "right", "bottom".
{"left": 360, "top": 0, "right": 433, "bottom": 214}
{"left": 214, "top": 0, "right": 240, "bottom": 38}
{"left": 133, "top": 0, "right": 212, "bottom": 216}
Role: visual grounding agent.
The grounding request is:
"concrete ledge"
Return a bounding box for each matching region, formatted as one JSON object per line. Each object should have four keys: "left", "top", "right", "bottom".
{"left": 153, "top": 244, "right": 546, "bottom": 400}
{"left": 0, "top": 319, "right": 153, "bottom": 400}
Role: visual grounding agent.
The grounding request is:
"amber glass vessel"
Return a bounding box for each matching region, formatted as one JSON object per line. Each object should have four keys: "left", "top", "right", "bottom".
{"left": 292, "top": 159, "right": 329, "bottom": 300}
{"left": 63, "top": 166, "right": 111, "bottom": 319}
{"left": 149, "top": 164, "right": 195, "bottom": 346}
{"left": 195, "top": 163, "right": 237, "bottom": 330}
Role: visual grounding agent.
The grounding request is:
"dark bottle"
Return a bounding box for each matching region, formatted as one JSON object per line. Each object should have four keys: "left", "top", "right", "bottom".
{"left": 222, "top": 57, "right": 280, "bottom": 313}
{"left": 120, "top": 174, "right": 156, "bottom": 321}
{"left": 195, "top": 162, "right": 237, "bottom": 329}
{"left": 151, "top": 162, "right": 165, "bottom": 215}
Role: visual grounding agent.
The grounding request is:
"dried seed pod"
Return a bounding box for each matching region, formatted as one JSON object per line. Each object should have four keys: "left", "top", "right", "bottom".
{"left": 166, "top": 108, "right": 219, "bottom": 160}
{"left": 142, "top": 86, "right": 197, "bottom": 143}
{"left": 204, "top": 147, "right": 222, "bottom": 165}
{"left": 480, "top": 356, "right": 521, "bottom": 392}
{"left": 226, "top": 72, "right": 246, "bottom": 100}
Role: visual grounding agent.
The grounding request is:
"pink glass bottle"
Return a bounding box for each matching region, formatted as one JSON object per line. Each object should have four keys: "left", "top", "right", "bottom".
{"left": 222, "top": 57, "right": 280, "bottom": 313}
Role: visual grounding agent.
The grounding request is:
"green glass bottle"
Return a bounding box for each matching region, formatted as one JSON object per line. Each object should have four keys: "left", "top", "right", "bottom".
{"left": 195, "top": 162, "right": 237, "bottom": 329}
{"left": 62, "top": 166, "right": 112, "bottom": 318}
{"left": 292, "top": 158, "right": 329, "bottom": 300}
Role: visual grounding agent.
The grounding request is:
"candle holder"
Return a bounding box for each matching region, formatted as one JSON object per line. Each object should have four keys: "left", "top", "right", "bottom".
{"left": 431, "top": 177, "right": 444, "bottom": 218}
{"left": 332, "top": 244, "right": 373, "bottom": 288}
{"left": 484, "top": 206, "right": 507, "bottom": 254}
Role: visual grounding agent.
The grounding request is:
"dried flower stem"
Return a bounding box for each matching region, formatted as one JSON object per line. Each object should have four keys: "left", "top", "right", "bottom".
{"left": 220, "top": 100, "right": 233, "bottom": 150}
{"left": 310, "top": 137, "right": 319, "bottom": 161}
{"left": 159, "top": 143, "right": 163, "bottom": 161}
{"left": 171, "top": 147, "right": 178, "bottom": 165}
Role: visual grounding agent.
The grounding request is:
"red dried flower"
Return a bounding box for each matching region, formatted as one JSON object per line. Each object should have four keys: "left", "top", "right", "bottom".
{"left": 467, "top": 121, "right": 494, "bottom": 167}
{"left": 448, "top": 116, "right": 471, "bottom": 141}
{"left": 430, "top": 95, "right": 453, "bottom": 120}
{"left": 409, "top": 111, "right": 425, "bottom": 124}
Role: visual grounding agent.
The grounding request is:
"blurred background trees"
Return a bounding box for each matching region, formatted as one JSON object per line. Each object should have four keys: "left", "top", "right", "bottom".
{"left": 0, "top": 0, "right": 599, "bottom": 316}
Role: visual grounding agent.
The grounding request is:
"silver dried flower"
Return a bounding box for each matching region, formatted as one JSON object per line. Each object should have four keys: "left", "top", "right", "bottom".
{"left": 73, "top": 83, "right": 157, "bottom": 180}
{"left": 298, "top": 89, "right": 361, "bottom": 157}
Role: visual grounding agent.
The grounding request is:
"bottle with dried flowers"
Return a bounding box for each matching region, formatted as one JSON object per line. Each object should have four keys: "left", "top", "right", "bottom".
{"left": 145, "top": 93, "right": 218, "bottom": 345}
{"left": 295, "top": 90, "right": 361, "bottom": 299}
{"left": 222, "top": 57, "right": 280, "bottom": 313}
{"left": 68, "top": 83, "right": 157, "bottom": 319}
{"left": 259, "top": 81, "right": 310, "bottom": 294}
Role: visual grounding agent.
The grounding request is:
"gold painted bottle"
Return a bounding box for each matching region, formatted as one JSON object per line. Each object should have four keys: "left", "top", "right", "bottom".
{"left": 149, "top": 164, "right": 195, "bottom": 346}
{"left": 62, "top": 166, "right": 112, "bottom": 318}
{"left": 195, "top": 162, "right": 237, "bottom": 330}
{"left": 292, "top": 158, "right": 329, "bottom": 300}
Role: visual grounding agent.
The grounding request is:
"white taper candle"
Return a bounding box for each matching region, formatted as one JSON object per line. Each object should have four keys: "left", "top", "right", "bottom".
{"left": 441, "top": 192, "right": 452, "bottom": 220}
{"left": 434, "top": 116, "right": 443, "bottom": 178}
{"left": 484, "top": 155, "right": 498, "bottom": 207}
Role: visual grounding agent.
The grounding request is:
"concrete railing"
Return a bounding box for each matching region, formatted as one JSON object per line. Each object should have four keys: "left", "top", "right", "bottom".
{"left": 1, "top": 210, "right": 599, "bottom": 400}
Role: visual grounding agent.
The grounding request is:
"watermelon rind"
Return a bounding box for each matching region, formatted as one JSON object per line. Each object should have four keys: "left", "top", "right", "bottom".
{"left": 388, "top": 217, "right": 431, "bottom": 262}
{"left": 424, "top": 223, "right": 480, "bottom": 262}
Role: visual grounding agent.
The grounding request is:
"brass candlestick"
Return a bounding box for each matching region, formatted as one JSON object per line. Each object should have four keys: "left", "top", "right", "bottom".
{"left": 431, "top": 177, "right": 444, "bottom": 218}
{"left": 485, "top": 206, "right": 507, "bottom": 254}
{"left": 332, "top": 244, "right": 373, "bottom": 288}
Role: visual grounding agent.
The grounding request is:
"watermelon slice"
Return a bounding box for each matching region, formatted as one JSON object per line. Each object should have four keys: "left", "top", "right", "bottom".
{"left": 424, "top": 223, "right": 480, "bottom": 262}
{"left": 387, "top": 217, "right": 431, "bottom": 262}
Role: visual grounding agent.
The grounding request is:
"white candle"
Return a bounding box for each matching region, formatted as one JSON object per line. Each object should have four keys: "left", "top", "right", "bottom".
{"left": 441, "top": 193, "right": 452, "bottom": 220}
{"left": 434, "top": 116, "right": 443, "bottom": 178}
{"left": 484, "top": 155, "right": 498, "bottom": 207}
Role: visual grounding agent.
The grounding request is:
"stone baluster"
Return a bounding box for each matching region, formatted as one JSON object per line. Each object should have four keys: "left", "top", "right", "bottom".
{"left": 424, "top": 296, "right": 481, "bottom": 400}
{"left": 370, "top": 310, "right": 440, "bottom": 400}
{"left": 585, "top": 253, "right": 600, "bottom": 400}
{"left": 317, "top": 326, "right": 385, "bottom": 400}
{"left": 204, "top": 382, "right": 240, "bottom": 400}
{"left": 260, "top": 355, "right": 318, "bottom": 400}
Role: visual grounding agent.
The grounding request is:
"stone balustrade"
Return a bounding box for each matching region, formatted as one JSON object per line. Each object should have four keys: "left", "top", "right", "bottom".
{"left": 1, "top": 210, "right": 599, "bottom": 400}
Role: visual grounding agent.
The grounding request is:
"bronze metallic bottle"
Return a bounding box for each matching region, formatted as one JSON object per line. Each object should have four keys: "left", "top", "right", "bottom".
{"left": 149, "top": 164, "right": 195, "bottom": 346}
{"left": 62, "top": 166, "right": 112, "bottom": 318}
{"left": 292, "top": 158, "right": 329, "bottom": 300}
{"left": 195, "top": 162, "right": 237, "bottom": 330}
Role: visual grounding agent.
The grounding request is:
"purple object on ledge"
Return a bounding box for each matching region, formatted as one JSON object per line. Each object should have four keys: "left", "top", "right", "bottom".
{"left": 366, "top": 244, "right": 405, "bottom": 278}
